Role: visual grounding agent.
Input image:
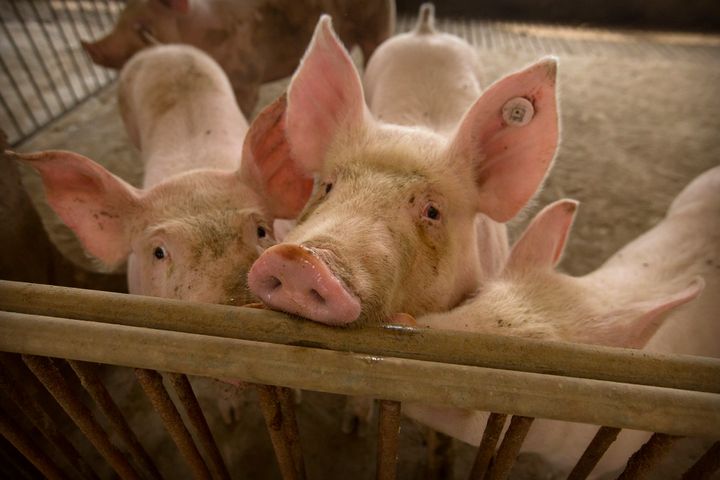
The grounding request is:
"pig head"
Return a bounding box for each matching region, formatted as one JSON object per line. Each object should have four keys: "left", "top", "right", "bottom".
{"left": 82, "top": 0, "right": 395, "bottom": 116}
{"left": 248, "top": 16, "right": 559, "bottom": 325}
{"left": 9, "top": 96, "right": 312, "bottom": 305}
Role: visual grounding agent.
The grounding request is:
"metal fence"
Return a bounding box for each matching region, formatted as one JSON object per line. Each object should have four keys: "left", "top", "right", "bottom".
{"left": 0, "top": 0, "right": 123, "bottom": 146}
{"left": 1, "top": 280, "right": 718, "bottom": 479}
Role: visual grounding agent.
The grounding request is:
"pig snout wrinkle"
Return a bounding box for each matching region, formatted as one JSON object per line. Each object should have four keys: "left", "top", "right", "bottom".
{"left": 248, "top": 244, "right": 361, "bottom": 325}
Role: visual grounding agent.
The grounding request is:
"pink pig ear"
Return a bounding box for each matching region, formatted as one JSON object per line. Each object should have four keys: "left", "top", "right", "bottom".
{"left": 583, "top": 277, "right": 705, "bottom": 349}
{"left": 9, "top": 150, "right": 141, "bottom": 268}
{"left": 285, "top": 15, "right": 368, "bottom": 174}
{"left": 156, "top": 0, "right": 189, "bottom": 14}
{"left": 450, "top": 58, "right": 560, "bottom": 223}
{"left": 507, "top": 199, "right": 578, "bottom": 273}
{"left": 240, "top": 94, "right": 314, "bottom": 219}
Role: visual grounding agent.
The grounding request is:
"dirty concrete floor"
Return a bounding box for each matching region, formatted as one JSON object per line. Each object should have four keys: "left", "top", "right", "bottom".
{"left": 7, "top": 18, "right": 720, "bottom": 480}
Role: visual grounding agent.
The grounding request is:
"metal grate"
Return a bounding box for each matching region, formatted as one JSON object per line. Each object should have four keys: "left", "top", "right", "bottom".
{"left": 0, "top": 0, "right": 123, "bottom": 146}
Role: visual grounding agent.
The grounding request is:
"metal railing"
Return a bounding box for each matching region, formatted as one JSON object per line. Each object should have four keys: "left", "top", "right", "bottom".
{"left": 0, "top": 0, "right": 123, "bottom": 146}
{"left": 0, "top": 280, "right": 718, "bottom": 479}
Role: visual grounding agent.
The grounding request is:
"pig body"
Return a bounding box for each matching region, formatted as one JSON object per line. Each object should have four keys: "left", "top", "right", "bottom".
{"left": 248, "top": 7, "right": 559, "bottom": 325}
{"left": 82, "top": 0, "right": 395, "bottom": 116}
{"left": 406, "top": 166, "right": 719, "bottom": 477}
{"left": 12, "top": 45, "right": 312, "bottom": 305}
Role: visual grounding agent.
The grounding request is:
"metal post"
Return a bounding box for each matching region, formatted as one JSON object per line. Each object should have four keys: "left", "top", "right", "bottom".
{"left": 567, "top": 426, "right": 621, "bottom": 480}
{"left": 256, "top": 384, "right": 301, "bottom": 480}
{"left": 468, "top": 413, "right": 507, "bottom": 480}
{"left": 682, "top": 441, "right": 720, "bottom": 480}
{"left": 485, "top": 416, "right": 534, "bottom": 480}
{"left": 617, "top": 433, "right": 680, "bottom": 479}
{"left": 376, "top": 400, "right": 401, "bottom": 480}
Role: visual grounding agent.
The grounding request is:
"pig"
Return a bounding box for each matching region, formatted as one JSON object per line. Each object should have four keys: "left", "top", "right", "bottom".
{"left": 81, "top": 0, "right": 395, "bottom": 116}
{"left": 8, "top": 44, "right": 312, "bottom": 305}
{"left": 403, "top": 165, "right": 719, "bottom": 477}
{"left": 247, "top": 8, "right": 560, "bottom": 326}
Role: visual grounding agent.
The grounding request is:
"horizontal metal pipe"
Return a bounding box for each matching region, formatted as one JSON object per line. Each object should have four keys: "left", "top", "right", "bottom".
{"left": 1, "top": 281, "right": 718, "bottom": 394}
{"left": 1, "top": 311, "right": 719, "bottom": 438}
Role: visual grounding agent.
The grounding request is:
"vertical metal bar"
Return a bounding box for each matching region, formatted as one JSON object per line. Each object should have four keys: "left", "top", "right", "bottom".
{"left": 0, "top": 5, "right": 54, "bottom": 119}
{"left": 277, "top": 387, "right": 306, "bottom": 480}
{"left": 567, "top": 426, "right": 622, "bottom": 480}
{"left": 376, "top": 400, "right": 401, "bottom": 480}
{"left": 425, "top": 429, "right": 453, "bottom": 480}
{"left": 0, "top": 360, "right": 99, "bottom": 480}
{"left": 0, "top": 33, "right": 41, "bottom": 130}
{"left": 21, "top": 355, "right": 141, "bottom": 480}
{"left": 134, "top": 369, "right": 212, "bottom": 480}
{"left": 0, "top": 90, "right": 24, "bottom": 139}
{"left": 682, "top": 441, "right": 720, "bottom": 480}
{"left": 166, "top": 373, "right": 230, "bottom": 480}
{"left": 90, "top": 0, "right": 114, "bottom": 30}
{"left": 485, "top": 416, "right": 534, "bottom": 480}
{"left": 69, "top": 361, "right": 162, "bottom": 480}
{"left": 0, "top": 406, "right": 68, "bottom": 480}
{"left": 60, "top": 0, "right": 102, "bottom": 89}
{"left": 74, "top": 0, "right": 110, "bottom": 83}
{"left": 27, "top": 0, "right": 82, "bottom": 104}
{"left": 617, "top": 433, "right": 680, "bottom": 479}
{"left": 468, "top": 413, "right": 507, "bottom": 480}
{"left": 46, "top": 0, "right": 93, "bottom": 96}
{"left": 9, "top": 0, "right": 69, "bottom": 111}
{"left": 256, "top": 384, "right": 300, "bottom": 480}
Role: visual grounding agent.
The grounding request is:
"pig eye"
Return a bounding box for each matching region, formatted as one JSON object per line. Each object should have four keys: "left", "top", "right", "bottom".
{"left": 422, "top": 203, "right": 441, "bottom": 221}
{"left": 153, "top": 246, "right": 167, "bottom": 260}
{"left": 257, "top": 226, "right": 267, "bottom": 239}
{"left": 325, "top": 183, "right": 333, "bottom": 194}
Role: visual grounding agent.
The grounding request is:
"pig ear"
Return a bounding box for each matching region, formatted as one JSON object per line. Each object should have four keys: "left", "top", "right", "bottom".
{"left": 450, "top": 58, "right": 559, "bottom": 222}
{"left": 584, "top": 278, "right": 705, "bottom": 349}
{"left": 507, "top": 199, "right": 578, "bottom": 273}
{"left": 240, "top": 94, "right": 314, "bottom": 219}
{"left": 9, "top": 150, "right": 141, "bottom": 268}
{"left": 156, "top": 0, "right": 189, "bottom": 14}
{"left": 285, "top": 15, "right": 368, "bottom": 174}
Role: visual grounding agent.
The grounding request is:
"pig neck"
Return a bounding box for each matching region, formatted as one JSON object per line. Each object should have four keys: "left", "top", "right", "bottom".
{"left": 137, "top": 92, "right": 248, "bottom": 189}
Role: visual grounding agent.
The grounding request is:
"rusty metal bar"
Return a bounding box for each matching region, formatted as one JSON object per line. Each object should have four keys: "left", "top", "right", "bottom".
{"left": 376, "top": 400, "right": 401, "bottom": 480}
{"left": 426, "top": 429, "right": 453, "bottom": 480}
{"left": 0, "top": 356, "right": 98, "bottom": 480}
{"left": 2, "top": 281, "right": 718, "bottom": 395}
{"left": 134, "top": 368, "right": 211, "bottom": 480}
{"left": 0, "top": 405, "right": 68, "bottom": 480}
{"left": 69, "top": 361, "right": 162, "bottom": 480}
{"left": 485, "top": 416, "right": 534, "bottom": 480}
{"left": 21, "top": 355, "right": 141, "bottom": 480}
{"left": 277, "top": 386, "right": 306, "bottom": 479}
{"left": 617, "top": 433, "right": 680, "bottom": 479}
{"left": 566, "top": 426, "right": 622, "bottom": 480}
{"left": 682, "top": 441, "right": 720, "bottom": 479}
{"left": 256, "top": 384, "right": 300, "bottom": 480}
{"left": 468, "top": 413, "right": 507, "bottom": 480}
{"left": 1, "top": 311, "right": 719, "bottom": 439}
{"left": 166, "top": 373, "right": 230, "bottom": 480}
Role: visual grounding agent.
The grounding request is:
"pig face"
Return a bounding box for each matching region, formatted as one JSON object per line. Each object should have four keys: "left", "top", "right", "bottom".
{"left": 12, "top": 96, "right": 312, "bottom": 305}
{"left": 248, "top": 17, "right": 560, "bottom": 325}
{"left": 82, "top": 0, "right": 187, "bottom": 69}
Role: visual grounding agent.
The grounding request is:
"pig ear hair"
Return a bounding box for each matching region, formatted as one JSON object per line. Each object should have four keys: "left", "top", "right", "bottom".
{"left": 156, "top": 0, "right": 189, "bottom": 14}
{"left": 450, "top": 57, "right": 560, "bottom": 223}
{"left": 285, "top": 14, "right": 368, "bottom": 174}
{"left": 584, "top": 277, "right": 705, "bottom": 349}
{"left": 241, "top": 94, "right": 314, "bottom": 219}
{"left": 8, "top": 150, "right": 141, "bottom": 268}
{"left": 507, "top": 199, "right": 578, "bottom": 273}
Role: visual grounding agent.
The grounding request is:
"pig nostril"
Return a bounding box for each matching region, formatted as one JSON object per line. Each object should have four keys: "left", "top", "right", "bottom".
{"left": 268, "top": 276, "right": 282, "bottom": 290}
{"left": 309, "top": 289, "right": 326, "bottom": 305}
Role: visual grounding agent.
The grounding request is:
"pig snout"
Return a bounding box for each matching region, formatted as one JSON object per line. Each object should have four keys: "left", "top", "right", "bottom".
{"left": 248, "top": 244, "right": 361, "bottom": 325}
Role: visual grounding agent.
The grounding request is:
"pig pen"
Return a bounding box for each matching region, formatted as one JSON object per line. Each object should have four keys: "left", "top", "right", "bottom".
{"left": 1, "top": 4, "right": 720, "bottom": 480}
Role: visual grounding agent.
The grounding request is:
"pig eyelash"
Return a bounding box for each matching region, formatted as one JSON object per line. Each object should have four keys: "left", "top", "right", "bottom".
{"left": 422, "top": 202, "right": 441, "bottom": 221}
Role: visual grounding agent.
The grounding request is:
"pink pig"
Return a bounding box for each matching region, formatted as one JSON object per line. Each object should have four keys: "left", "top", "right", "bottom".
{"left": 248, "top": 8, "right": 559, "bottom": 325}
{"left": 81, "top": 0, "right": 395, "bottom": 115}
{"left": 10, "top": 45, "right": 312, "bottom": 304}
{"left": 405, "top": 166, "right": 719, "bottom": 477}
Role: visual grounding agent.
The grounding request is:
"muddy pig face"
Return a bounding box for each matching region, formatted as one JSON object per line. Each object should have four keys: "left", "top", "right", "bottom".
{"left": 12, "top": 97, "right": 312, "bottom": 305}
{"left": 82, "top": 0, "right": 187, "bottom": 69}
{"left": 248, "top": 17, "right": 559, "bottom": 325}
